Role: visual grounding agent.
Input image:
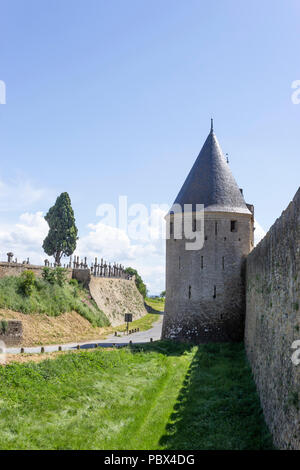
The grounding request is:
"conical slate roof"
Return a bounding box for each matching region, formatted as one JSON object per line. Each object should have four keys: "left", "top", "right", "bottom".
{"left": 172, "top": 123, "right": 251, "bottom": 214}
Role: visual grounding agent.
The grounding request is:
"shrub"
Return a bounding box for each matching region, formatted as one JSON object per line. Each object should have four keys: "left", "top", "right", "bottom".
{"left": 69, "top": 278, "right": 78, "bottom": 287}
{"left": 54, "top": 267, "right": 68, "bottom": 286}
{"left": 19, "top": 270, "right": 36, "bottom": 297}
{"left": 42, "top": 267, "right": 56, "bottom": 284}
{"left": 0, "top": 319, "right": 8, "bottom": 334}
{"left": 42, "top": 267, "right": 68, "bottom": 286}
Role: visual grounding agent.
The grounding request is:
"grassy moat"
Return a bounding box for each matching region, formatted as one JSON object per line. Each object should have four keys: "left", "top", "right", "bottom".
{"left": 0, "top": 341, "right": 273, "bottom": 450}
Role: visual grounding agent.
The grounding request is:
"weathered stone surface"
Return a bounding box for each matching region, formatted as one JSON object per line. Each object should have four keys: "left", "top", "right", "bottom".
{"left": 245, "top": 187, "right": 300, "bottom": 450}
{"left": 162, "top": 211, "right": 253, "bottom": 342}
{"left": 0, "top": 320, "right": 23, "bottom": 346}
{"left": 72, "top": 268, "right": 91, "bottom": 287}
{"left": 89, "top": 277, "right": 147, "bottom": 326}
{"left": 0, "top": 262, "right": 72, "bottom": 280}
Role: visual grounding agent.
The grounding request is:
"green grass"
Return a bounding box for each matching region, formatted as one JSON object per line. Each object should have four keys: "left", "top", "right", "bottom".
{"left": 109, "top": 297, "right": 164, "bottom": 335}
{"left": 0, "top": 341, "right": 273, "bottom": 450}
{"left": 145, "top": 296, "right": 165, "bottom": 312}
{"left": 115, "top": 312, "right": 162, "bottom": 334}
{"left": 0, "top": 276, "right": 109, "bottom": 327}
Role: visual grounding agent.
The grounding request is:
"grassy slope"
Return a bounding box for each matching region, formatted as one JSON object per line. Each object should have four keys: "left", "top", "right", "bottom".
{"left": 145, "top": 297, "right": 165, "bottom": 312}
{"left": 0, "top": 276, "right": 109, "bottom": 327}
{"left": 0, "top": 341, "right": 273, "bottom": 450}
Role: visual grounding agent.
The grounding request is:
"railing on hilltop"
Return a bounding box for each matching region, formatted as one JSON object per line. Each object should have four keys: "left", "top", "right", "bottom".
{"left": 3, "top": 252, "right": 132, "bottom": 280}
{"left": 45, "top": 255, "right": 132, "bottom": 280}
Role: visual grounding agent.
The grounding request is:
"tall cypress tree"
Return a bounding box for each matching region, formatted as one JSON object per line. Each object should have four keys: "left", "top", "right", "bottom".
{"left": 43, "top": 192, "right": 78, "bottom": 266}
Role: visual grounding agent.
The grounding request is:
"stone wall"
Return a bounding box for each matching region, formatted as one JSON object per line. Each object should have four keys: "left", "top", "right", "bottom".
{"left": 245, "top": 187, "right": 300, "bottom": 450}
{"left": 162, "top": 211, "right": 253, "bottom": 343}
{"left": 0, "top": 320, "right": 23, "bottom": 346}
{"left": 89, "top": 276, "right": 147, "bottom": 326}
{"left": 72, "top": 268, "right": 91, "bottom": 287}
{"left": 0, "top": 262, "right": 72, "bottom": 280}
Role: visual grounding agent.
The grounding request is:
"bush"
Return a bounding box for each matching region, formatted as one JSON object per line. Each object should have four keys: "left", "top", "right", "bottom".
{"left": 42, "top": 267, "right": 56, "bottom": 284}
{"left": 19, "top": 270, "right": 36, "bottom": 297}
{"left": 42, "top": 267, "right": 68, "bottom": 286}
{"left": 54, "top": 267, "right": 68, "bottom": 286}
{"left": 69, "top": 278, "right": 78, "bottom": 287}
{"left": 0, "top": 319, "right": 8, "bottom": 334}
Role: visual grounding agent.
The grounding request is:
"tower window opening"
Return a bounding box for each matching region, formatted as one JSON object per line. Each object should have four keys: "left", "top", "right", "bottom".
{"left": 193, "top": 217, "right": 196, "bottom": 232}
{"left": 188, "top": 285, "right": 191, "bottom": 299}
{"left": 170, "top": 221, "right": 174, "bottom": 236}
{"left": 201, "top": 256, "right": 203, "bottom": 269}
{"left": 230, "top": 220, "right": 237, "bottom": 232}
{"left": 215, "top": 221, "right": 218, "bottom": 236}
{"left": 222, "top": 257, "right": 225, "bottom": 270}
{"left": 213, "top": 285, "right": 216, "bottom": 299}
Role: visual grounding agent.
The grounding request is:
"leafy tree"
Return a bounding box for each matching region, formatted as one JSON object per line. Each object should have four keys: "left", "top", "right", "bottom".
{"left": 160, "top": 290, "right": 166, "bottom": 298}
{"left": 125, "top": 267, "right": 147, "bottom": 298}
{"left": 43, "top": 192, "right": 78, "bottom": 266}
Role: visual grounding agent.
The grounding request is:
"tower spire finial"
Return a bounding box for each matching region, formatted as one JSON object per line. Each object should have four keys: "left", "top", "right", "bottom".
{"left": 211, "top": 118, "right": 214, "bottom": 132}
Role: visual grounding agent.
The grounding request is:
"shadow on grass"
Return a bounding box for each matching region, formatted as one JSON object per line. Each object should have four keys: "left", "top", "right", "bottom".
{"left": 130, "top": 339, "right": 195, "bottom": 357}
{"left": 133, "top": 341, "right": 274, "bottom": 450}
{"left": 144, "top": 302, "right": 165, "bottom": 315}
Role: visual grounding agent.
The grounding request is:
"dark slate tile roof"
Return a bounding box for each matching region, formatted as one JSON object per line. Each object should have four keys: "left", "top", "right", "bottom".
{"left": 172, "top": 127, "right": 251, "bottom": 214}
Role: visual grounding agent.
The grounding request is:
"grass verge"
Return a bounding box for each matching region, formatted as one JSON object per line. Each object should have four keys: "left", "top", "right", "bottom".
{"left": 102, "top": 297, "right": 165, "bottom": 337}
{"left": 115, "top": 312, "right": 162, "bottom": 334}
{"left": 0, "top": 341, "right": 273, "bottom": 450}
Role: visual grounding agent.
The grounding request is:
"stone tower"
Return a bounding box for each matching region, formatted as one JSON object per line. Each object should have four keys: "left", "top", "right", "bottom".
{"left": 162, "top": 121, "right": 254, "bottom": 343}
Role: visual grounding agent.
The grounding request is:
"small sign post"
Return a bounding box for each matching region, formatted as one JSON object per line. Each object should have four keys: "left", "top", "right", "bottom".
{"left": 124, "top": 313, "right": 133, "bottom": 335}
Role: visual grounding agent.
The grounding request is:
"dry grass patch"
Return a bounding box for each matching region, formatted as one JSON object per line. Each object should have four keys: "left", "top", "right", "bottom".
{"left": 0, "top": 309, "right": 110, "bottom": 346}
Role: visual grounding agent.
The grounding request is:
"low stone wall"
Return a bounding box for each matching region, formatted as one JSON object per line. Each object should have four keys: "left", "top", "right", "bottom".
{"left": 72, "top": 268, "right": 91, "bottom": 287}
{"left": 0, "top": 320, "right": 23, "bottom": 346}
{"left": 0, "top": 262, "right": 72, "bottom": 280}
{"left": 245, "top": 187, "right": 300, "bottom": 449}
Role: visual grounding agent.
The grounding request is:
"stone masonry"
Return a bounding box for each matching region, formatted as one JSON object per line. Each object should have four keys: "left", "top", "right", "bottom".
{"left": 245, "top": 187, "right": 300, "bottom": 450}
{"left": 0, "top": 320, "right": 23, "bottom": 346}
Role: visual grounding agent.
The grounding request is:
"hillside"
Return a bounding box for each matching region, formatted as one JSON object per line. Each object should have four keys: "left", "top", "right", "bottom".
{"left": 0, "top": 271, "right": 109, "bottom": 327}
{"left": 0, "top": 272, "right": 164, "bottom": 346}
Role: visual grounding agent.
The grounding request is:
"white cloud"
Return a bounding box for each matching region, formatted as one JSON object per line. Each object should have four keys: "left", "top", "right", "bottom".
{"left": 75, "top": 220, "right": 166, "bottom": 294}
{"left": 0, "top": 211, "right": 48, "bottom": 264}
{"left": 254, "top": 220, "right": 266, "bottom": 246}
{"left": 0, "top": 178, "right": 46, "bottom": 212}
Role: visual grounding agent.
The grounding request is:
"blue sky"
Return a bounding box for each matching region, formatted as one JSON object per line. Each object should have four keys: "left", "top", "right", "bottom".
{"left": 0, "top": 0, "right": 299, "bottom": 293}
